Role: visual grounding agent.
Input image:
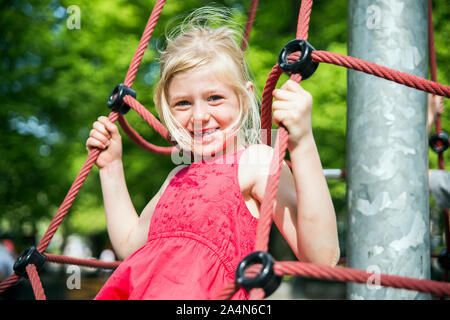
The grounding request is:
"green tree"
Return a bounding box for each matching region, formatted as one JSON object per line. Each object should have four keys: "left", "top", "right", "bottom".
{"left": 0, "top": 0, "right": 448, "bottom": 260}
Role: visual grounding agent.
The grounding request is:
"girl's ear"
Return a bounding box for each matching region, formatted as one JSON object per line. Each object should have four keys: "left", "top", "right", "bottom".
{"left": 245, "top": 81, "right": 254, "bottom": 94}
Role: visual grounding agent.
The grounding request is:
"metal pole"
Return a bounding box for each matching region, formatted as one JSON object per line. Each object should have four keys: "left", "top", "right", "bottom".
{"left": 346, "top": 0, "right": 431, "bottom": 299}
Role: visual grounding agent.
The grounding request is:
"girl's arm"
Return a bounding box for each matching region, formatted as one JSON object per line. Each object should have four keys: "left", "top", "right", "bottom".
{"left": 99, "top": 159, "right": 141, "bottom": 259}
{"left": 288, "top": 135, "right": 339, "bottom": 265}
{"left": 87, "top": 116, "right": 186, "bottom": 259}
{"left": 99, "top": 160, "right": 186, "bottom": 259}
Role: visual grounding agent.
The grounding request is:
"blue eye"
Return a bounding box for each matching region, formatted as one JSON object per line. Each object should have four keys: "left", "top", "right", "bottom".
{"left": 175, "top": 100, "right": 190, "bottom": 106}
{"left": 208, "top": 95, "right": 223, "bottom": 101}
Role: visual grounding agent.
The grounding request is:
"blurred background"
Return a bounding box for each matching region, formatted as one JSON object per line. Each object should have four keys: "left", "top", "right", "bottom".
{"left": 0, "top": 0, "right": 449, "bottom": 299}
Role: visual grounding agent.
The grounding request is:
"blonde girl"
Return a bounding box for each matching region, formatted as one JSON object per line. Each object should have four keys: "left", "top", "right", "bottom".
{"left": 87, "top": 7, "right": 339, "bottom": 300}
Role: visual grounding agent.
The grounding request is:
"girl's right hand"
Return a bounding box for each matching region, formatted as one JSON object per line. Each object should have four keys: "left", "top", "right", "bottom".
{"left": 86, "top": 116, "right": 122, "bottom": 169}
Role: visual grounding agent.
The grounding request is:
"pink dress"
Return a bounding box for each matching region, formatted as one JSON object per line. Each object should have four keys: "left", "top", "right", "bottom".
{"left": 95, "top": 148, "right": 258, "bottom": 300}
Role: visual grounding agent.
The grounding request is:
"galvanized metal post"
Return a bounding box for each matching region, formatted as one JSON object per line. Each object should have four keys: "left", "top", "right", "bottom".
{"left": 346, "top": 0, "right": 431, "bottom": 299}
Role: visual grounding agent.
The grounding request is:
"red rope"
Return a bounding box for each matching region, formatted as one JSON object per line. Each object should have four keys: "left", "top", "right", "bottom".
{"left": 260, "top": 65, "right": 283, "bottom": 147}
{"left": 35, "top": 148, "right": 99, "bottom": 253}
{"left": 248, "top": 0, "right": 311, "bottom": 300}
{"left": 254, "top": 130, "right": 289, "bottom": 252}
{"left": 46, "top": 254, "right": 121, "bottom": 269}
{"left": 256, "top": 3, "right": 317, "bottom": 258}
{"left": 274, "top": 261, "right": 450, "bottom": 297}
{"left": 36, "top": 111, "right": 120, "bottom": 255}
{"left": 26, "top": 264, "right": 46, "bottom": 300}
{"left": 124, "top": 0, "right": 166, "bottom": 88}
{"left": 118, "top": 115, "right": 175, "bottom": 155}
{"left": 217, "top": 260, "right": 450, "bottom": 299}
{"left": 296, "top": 0, "right": 313, "bottom": 39}
{"left": 241, "top": 0, "right": 259, "bottom": 51}
{"left": 312, "top": 50, "right": 450, "bottom": 98}
{"left": 122, "top": 96, "right": 169, "bottom": 142}
{"left": 256, "top": 0, "right": 313, "bottom": 268}
{"left": 428, "top": 0, "right": 438, "bottom": 84}
{"left": 0, "top": 274, "right": 20, "bottom": 295}
{"left": 115, "top": 0, "right": 170, "bottom": 156}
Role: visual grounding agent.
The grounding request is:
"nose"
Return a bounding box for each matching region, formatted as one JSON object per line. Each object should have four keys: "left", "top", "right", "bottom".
{"left": 191, "top": 101, "right": 210, "bottom": 127}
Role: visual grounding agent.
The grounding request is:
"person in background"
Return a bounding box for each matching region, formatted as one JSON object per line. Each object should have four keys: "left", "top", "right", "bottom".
{"left": 427, "top": 94, "right": 449, "bottom": 209}
{"left": 0, "top": 239, "right": 15, "bottom": 281}
{"left": 427, "top": 94, "right": 444, "bottom": 135}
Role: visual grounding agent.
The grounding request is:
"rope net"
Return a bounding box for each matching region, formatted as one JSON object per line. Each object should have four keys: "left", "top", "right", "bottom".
{"left": 1, "top": 0, "right": 449, "bottom": 300}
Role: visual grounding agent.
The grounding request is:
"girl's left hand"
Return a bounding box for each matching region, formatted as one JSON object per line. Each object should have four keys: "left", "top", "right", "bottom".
{"left": 272, "top": 79, "right": 313, "bottom": 149}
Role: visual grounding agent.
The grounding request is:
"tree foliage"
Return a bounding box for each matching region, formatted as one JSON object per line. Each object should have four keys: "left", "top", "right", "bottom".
{"left": 0, "top": 0, "right": 448, "bottom": 255}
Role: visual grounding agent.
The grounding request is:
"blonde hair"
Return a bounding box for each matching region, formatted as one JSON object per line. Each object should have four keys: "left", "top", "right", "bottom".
{"left": 153, "top": 7, "right": 261, "bottom": 152}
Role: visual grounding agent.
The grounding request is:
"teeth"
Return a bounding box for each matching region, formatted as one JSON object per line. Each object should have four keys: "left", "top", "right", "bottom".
{"left": 204, "top": 129, "right": 217, "bottom": 135}
{"left": 193, "top": 129, "right": 217, "bottom": 137}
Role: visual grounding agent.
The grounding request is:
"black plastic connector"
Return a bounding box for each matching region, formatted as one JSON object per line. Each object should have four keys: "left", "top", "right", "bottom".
{"left": 107, "top": 83, "right": 136, "bottom": 115}
{"left": 278, "top": 39, "right": 318, "bottom": 80}
{"left": 235, "top": 251, "right": 282, "bottom": 298}
{"left": 429, "top": 131, "right": 449, "bottom": 153}
{"left": 13, "top": 246, "right": 46, "bottom": 278}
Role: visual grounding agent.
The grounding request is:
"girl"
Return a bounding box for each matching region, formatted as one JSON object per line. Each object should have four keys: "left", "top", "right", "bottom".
{"left": 87, "top": 8, "right": 339, "bottom": 300}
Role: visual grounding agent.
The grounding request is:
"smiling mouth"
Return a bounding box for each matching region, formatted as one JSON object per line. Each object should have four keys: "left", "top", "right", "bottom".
{"left": 191, "top": 128, "right": 219, "bottom": 138}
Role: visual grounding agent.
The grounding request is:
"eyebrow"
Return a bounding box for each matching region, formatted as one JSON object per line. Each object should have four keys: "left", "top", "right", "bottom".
{"left": 170, "top": 95, "right": 190, "bottom": 102}
{"left": 170, "top": 89, "right": 227, "bottom": 102}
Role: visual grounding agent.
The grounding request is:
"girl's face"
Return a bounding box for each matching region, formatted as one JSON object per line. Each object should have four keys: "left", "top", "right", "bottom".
{"left": 168, "top": 65, "right": 247, "bottom": 157}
